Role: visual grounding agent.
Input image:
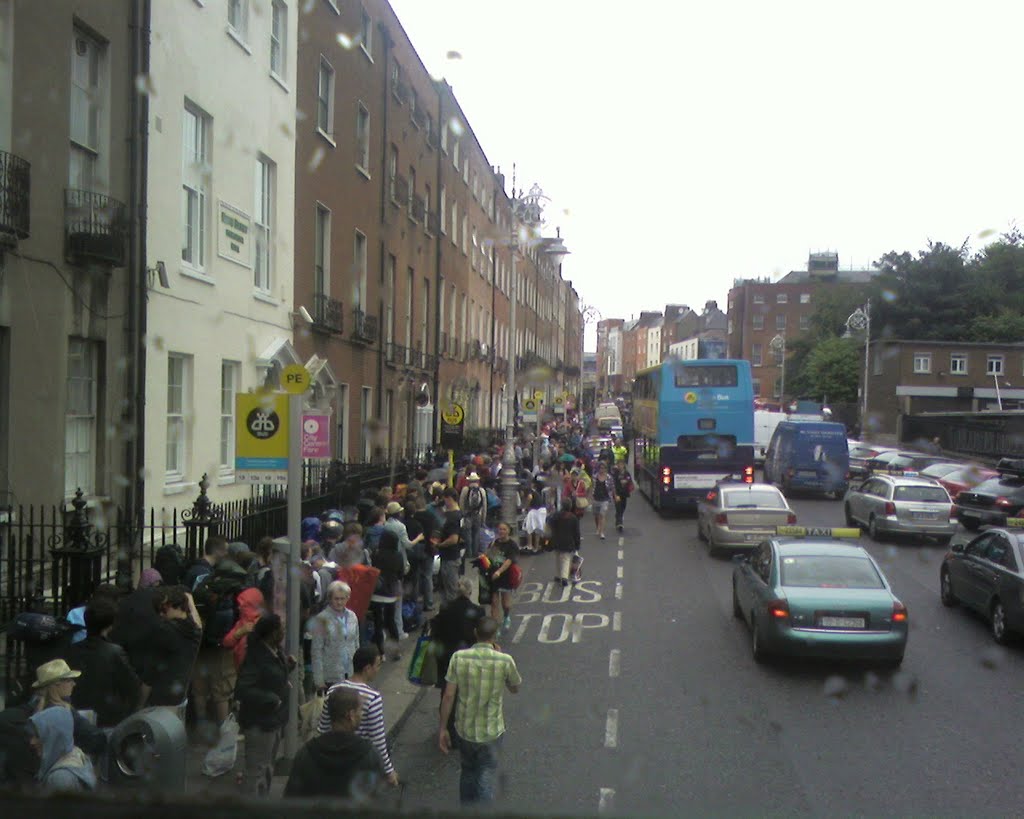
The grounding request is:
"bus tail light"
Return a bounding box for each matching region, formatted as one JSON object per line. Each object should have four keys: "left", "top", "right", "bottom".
{"left": 742, "top": 465, "right": 754, "bottom": 484}
{"left": 661, "top": 467, "right": 671, "bottom": 487}
{"left": 714, "top": 513, "right": 728, "bottom": 525}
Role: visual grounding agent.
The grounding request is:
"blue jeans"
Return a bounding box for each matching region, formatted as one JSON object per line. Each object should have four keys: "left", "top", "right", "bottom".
{"left": 457, "top": 733, "right": 502, "bottom": 805}
{"left": 463, "top": 516, "right": 483, "bottom": 557}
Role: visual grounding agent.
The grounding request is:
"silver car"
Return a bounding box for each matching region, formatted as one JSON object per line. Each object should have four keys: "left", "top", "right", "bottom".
{"left": 844, "top": 474, "right": 957, "bottom": 541}
{"left": 697, "top": 482, "right": 796, "bottom": 553}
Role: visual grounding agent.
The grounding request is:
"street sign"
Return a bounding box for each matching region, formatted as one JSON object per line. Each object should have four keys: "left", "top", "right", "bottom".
{"left": 553, "top": 395, "right": 565, "bottom": 415}
{"left": 533, "top": 390, "right": 544, "bottom": 401}
{"left": 235, "top": 392, "right": 289, "bottom": 484}
{"left": 440, "top": 402, "right": 465, "bottom": 448}
{"left": 301, "top": 413, "right": 331, "bottom": 458}
{"left": 281, "top": 363, "right": 310, "bottom": 394}
{"left": 523, "top": 398, "right": 538, "bottom": 422}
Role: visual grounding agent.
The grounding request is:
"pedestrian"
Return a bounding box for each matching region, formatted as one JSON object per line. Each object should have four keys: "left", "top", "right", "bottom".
{"left": 436, "top": 488, "right": 464, "bottom": 605}
{"left": 221, "top": 587, "right": 267, "bottom": 671}
{"left": 363, "top": 507, "right": 386, "bottom": 555}
{"left": 523, "top": 480, "right": 547, "bottom": 554}
{"left": 317, "top": 645, "right": 399, "bottom": 787}
{"left": 459, "top": 473, "right": 488, "bottom": 558}
{"left": 370, "top": 531, "right": 405, "bottom": 661}
{"left": 612, "top": 436, "right": 628, "bottom": 466}
{"left": 109, "top": 570, "right": 164, "bottom": 679}
{"left": 310, "top": 581, "right": 360, "bottom": 693}
{"left": 590, "top": 462, "right": 617, "bottom": 540}
{"left": 548, "top": 496, "right": 582, "bottom": 587}
{"left": 143, "top": 586, "right": 202, "bottom": 710}
{"left": 611, "top": 463, "right": 635, "bottom": 533}
{"left": 235, "top": 614, "right": 293, "bottom": 795}
{"left": 65, "top": 596, "right": 142, "bottom": 728}
{"left": 438, "top": 617, "right": 522, "bottom": 807}
{"left": 283, "top": 687, "right": 385, "bottom": 801}
{"left": 65, "top": 583, "right": 119, "bottom": 646}
{"left": 25, "top": 660, "right": 107, "bottom": 759}
{"left": 383, "top": 501, "right": 419, "bottom": 639}
{"left": 485, "top": 522, "right": 520, "bottom": 631}
{"left": 252, "top": 537, "right": 276, "bottom": 603}
{"left": 0, "top": 706, "right": 41, "bottom": 787}
{"left": 183, "top": 535, "right": 229, "bottom": 591}
{"left": 29, "top": 708, "right": 96, "bottom": 793}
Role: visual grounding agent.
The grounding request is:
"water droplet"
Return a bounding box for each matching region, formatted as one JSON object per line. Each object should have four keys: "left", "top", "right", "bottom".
{"left": 134, "top": 73, "right": 156, "bottom": 97}
{"left": 864, "top": 671, "right": 881, "bottom": 692}
{"left": 980, "top": 646, "right": 1005, "bottom": 669}
{"left": 336, "top": 32, "right": 354, "bottom": 50}
{"left": 449, "top": 118, "right": 464, "bottom": 137}
{"left": 307, "top": 146, "right": 325, "bottom": 172}
{"left": 978, "top": 228, "right": 996, "bottom": 239}
{"left": 881, "top": 289, "right": 897, "bottom": 303}
{"left": 823, "top": 675, "right": 848, "bottom": 698}
{"left": 446, "top": 50, "right": 463, "bottom": 60}
{"left": 892, "top": 670, "right": 918, "bottom": 697}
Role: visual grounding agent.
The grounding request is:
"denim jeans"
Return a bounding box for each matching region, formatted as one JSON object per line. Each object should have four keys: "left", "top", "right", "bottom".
{"left": 463, "top": 516, "right": 483, "bottom": 557}
{"left": 457, "top": 733, "right": 502, "bottom": 805}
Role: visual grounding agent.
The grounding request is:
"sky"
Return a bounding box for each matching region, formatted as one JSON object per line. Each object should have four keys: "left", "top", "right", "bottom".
{"left": 389, "top": 0, "right": 1024, "bottom": 349}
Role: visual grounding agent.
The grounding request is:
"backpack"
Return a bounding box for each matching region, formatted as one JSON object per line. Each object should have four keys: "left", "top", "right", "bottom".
{"left": 153, "top": 543, "right": 187, "bottom": 586}
{"left": 467, "top": 487, "right": 485, "bottom": 513}
{"left": 193, "top": 571, "right": 244, "bottom": 647}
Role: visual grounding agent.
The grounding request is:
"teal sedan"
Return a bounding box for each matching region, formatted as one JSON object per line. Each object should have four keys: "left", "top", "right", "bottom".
{"left": 732, "top": 528, "right": 908, "bottom": 666}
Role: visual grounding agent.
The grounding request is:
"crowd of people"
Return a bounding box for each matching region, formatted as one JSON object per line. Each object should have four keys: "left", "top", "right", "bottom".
{"left": 0, "top": 411, "right": 632, "bottom": 807}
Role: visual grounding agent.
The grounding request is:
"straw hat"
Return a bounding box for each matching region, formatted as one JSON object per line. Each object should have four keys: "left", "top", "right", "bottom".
{"left": 385, "top": 501, "right": 404, "bottom": 515}
{"left": 33, "top": 659, "right": 81, "bottom": 689}
{"left": 468, "top": 473, "right": 481, "bottom": 483}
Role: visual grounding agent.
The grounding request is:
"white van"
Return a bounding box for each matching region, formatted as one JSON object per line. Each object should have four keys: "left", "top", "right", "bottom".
{"left": 754, "top": 410, "right": 787, "bottom": 465}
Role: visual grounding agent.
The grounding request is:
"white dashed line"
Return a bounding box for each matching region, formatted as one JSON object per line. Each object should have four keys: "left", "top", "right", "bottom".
{"left": 617, "top": 549, "right": 624, "bottom": 560}
{"left": 616, "top": 565, "right": 624, "bottom": 579}
{"left": 614, "top": 582, "right": 623, "bottom": 600}
{"left": 604, "top": 709, "right": 619, "bottom": 748}
{"left": 618, "top": 536, "right": 625, "bottom": 547}
{"left": 599, "top": 788, "right": 616, "bottom": 813}
{"left": 613, "top": 611, "right": 622, "bottom": 631}
{"left": 609, "top": 649, "right": 621, "bottom": 677}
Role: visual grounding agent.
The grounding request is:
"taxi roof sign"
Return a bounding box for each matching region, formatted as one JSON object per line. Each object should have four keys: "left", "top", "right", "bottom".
{"left": 775, "top": 525, "right": 861, "bottom": 539}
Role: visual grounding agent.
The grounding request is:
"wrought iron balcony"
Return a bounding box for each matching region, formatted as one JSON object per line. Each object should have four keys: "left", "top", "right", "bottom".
{"left": 64, "top": 188, "right": 127, "bottom": 266}
{"left": 311, "top": 293, "right": 343, "bottom": 334}
{"left": 0, "top": 150, "right": 30, "bottom": 240}
{"left": 352, "top": 308, "right": 378, "bottom": 344}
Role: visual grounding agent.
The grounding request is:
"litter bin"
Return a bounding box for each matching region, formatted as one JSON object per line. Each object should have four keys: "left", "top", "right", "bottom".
{"left": 107, "top": 706, "right": 187, "bottom": 791}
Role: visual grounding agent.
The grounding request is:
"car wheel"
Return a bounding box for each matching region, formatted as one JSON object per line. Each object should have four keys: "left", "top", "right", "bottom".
{"left": 939, "top": 568, "right": 957, "bottom": 607}
{"left": 868, "top": 515, "right": 883, "bottom": 541}
{"left": 844, "top": 503, "right": 857, "bottom": 527}
{"left": 732, "top": 582, "right": 743, "bottom": 619}
{"left": 751, "top": 617, "right": 768, "bottom": 663}
{"left": 991, "top": 599, "right": 1011, "bottom": 645}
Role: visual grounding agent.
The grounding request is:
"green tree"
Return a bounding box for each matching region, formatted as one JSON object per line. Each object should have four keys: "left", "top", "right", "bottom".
{"left": 798, "top": 336, "right": 860, "bottom": 403}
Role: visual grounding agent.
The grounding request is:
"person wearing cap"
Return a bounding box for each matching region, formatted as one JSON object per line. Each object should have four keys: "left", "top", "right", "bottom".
{"left": 384, "top": 501, "right": 419, "bottom": 640}
{"left": 459, "top": 473, "right": 488, "bottom": 560}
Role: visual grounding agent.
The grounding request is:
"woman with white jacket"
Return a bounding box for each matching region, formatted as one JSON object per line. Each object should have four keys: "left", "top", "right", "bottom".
{"left": 310, "top": 581, "right": 359, "bottom": 694}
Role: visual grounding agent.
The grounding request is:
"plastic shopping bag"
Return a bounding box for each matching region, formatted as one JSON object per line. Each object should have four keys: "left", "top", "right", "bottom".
{"left": 201, "top": 714, "right": 239, "bottom": 778}
{"left": 299, "top": 693, "right": 326, "bottom": 743}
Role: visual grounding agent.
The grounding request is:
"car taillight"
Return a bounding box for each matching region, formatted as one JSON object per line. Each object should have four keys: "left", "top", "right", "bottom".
{"left": 766, "top": 599, "right": 789, "bottom": 620}
{"left": 995, "top": 496, "right": 1015, "bottom": 508}
{"left": 892, "top": 601, "right": 908, "bottom": 623}
{"left": 714, "top": 513, "right": 728, "bottom": 525}
{"left": 661, "top": 466, "right": 671, "bottom": 487}
{"left": 787, "top": 512, "right": 797, "bottom": 524}
{"left": 742, "top": 465, "right": 754, "bottom": 484}
{"left": 706, "top": 490, "right": 717, "bottom": 502}
{"left": 884, "top": 501, "right": 896, "bottom": 515}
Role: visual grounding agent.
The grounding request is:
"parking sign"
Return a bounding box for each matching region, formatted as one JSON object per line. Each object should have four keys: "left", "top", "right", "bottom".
{"left": 236, "top": 392, "right": 289, "bottom": 483}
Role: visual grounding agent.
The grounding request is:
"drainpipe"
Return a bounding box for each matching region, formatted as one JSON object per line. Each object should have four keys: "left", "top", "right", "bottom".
{"left": 430, "top": 83, "right": 445, "bottom": 455}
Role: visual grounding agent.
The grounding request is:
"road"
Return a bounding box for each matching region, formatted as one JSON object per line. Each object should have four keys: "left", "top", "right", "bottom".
{"left": 390, "top": 488, "right": 1024, "bottom": 817}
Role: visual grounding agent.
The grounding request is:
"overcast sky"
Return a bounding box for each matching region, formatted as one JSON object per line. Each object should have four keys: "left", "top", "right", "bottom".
{"left": 389, "top": 0, "right": 1023, "bottom": 349}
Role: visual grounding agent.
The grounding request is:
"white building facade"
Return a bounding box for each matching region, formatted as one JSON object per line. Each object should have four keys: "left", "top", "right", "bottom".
{"left": 646, "top": 325, "right": 662, "bottom": 369}
{"left": 144, "top": 0, "right": 299, "bottom": 512}
{"left": 669, "top": 337, "right": 700, "bottom": 360}
{"left": 607, "top": 326, "right": 622, "bottom": 379}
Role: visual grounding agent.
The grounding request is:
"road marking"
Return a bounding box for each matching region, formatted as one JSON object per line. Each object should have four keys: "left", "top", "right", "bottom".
{"left": 609, "top": 649, "right": 621, "bottom": 677}
{"left": 604, "top": 709, "right": 619, "bottom": 748}
{"left": 613, "top": 611, "right": 622, "bottom": 631}
{"left": 616, "top": 565, "right": 624, "bottom": 579}
{"left": 599, "top": 788, "right": 616, "bottom": 814}
{"left": 617, "top": 549, "right": 624, "bottom": 560}
{"left": 618, "top": 536, "right": 625, "bottom": 547}
{"left": 615, "top": 582, "right": 623, "bottom": 600}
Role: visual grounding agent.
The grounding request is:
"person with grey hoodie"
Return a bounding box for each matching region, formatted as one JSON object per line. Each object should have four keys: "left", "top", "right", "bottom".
{"left": 29, "top": 707, "right": 96, "bottom": 793}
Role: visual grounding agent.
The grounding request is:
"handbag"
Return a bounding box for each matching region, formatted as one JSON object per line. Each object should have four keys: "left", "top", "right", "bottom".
{"left": 507, "top": 564, "right": 523, "bottom": 589}
{"left": 407, "top": 624, "right": 439, "bottom": 686}
{"left": 299, "top": 693, "right": 325, "bottom": 743}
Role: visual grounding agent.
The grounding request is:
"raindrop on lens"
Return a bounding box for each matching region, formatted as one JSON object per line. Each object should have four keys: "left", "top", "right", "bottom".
{"left": 823, "top": 675, "right": 848, "bottom": 698}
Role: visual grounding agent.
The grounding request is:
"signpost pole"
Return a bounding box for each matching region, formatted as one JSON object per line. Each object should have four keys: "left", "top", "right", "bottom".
{"left": 283, "top": 391, "right": 302, "bottom": 760}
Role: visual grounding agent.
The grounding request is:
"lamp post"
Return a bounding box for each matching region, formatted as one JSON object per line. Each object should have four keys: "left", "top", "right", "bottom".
{"left": 846, "top": 298, "right": 871, "bottom": 428}
{"left": 770, "top": 333, "right": 786, "bottom": 404}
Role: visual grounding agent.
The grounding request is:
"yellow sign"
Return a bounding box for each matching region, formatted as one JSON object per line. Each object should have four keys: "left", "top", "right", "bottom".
{"left": 281, "top": 364, "right": 311, "bottom": 394}
{"left": 441, "top": 402, "right": 465, "bottom": 426}
{"left": 235, "top": 392, "right": 289, "bottom": 482}
{"left": 684, "top": 391, "right": 698, "bottom": 404}
{"left": 534, "top": 390, "right": 544, "bottom": 401}
{"left": 775, "top": 526, "right": 861, "bottom": 539}
{"left": 523, "top": 398, "right": 538, "bottom": 412}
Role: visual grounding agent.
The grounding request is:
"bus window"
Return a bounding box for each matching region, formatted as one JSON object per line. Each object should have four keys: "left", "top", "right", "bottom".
{"left": 674, "top": 365, "right": 738, "bottom": 388}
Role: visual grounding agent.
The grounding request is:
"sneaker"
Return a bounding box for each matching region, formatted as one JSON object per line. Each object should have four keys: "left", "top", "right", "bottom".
{"left": 502, "top": 615, "right": 512, "bottom": 631}
{"left": 560, "top": 578, "right": 569, "bottom": 588}
{"left": 600, "top": 533, "right": 606, "bottom": 540}
{"left": 617, "top": 524, "right": 623, "bottom": 532}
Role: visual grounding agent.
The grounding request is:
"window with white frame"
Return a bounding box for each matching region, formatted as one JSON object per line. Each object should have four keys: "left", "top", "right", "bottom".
{"left": 439, "top": 187, "right": 446, "bottom": 234}
{"left": 387, "top": 144, "right": 397, "bottom": 199}
{"left": 182, "top": 103, "right": 210, "bottom": 269}
{"left": 65, "top": 338, "right": 99, "bottom": 496}
{"left": 913, "top": 353, "right": 932, "bottom": 374}
{"left": 462, "top": 157, "right": 469, "bottom": 184}
{"left": 219, "top": 361, "right": 240, "bottom": 472}
{"left": 450, "top": 201, "right": 458, "bottom": 245}
{"left": 317, "top": 56, "right": 334, "bottom": 136}
{"left": 228, "top": 0, "right": 249, "bottom": 41}
{"left": 449, "top": 285, "right": 457, "bottom": 346}
{"left": 384, "top": 254, "right": 395, "bottom": 345}
{"left": 408, "top": 165, "right": 416, "bottom": 215}
{"left": 270, "top": 1, "right": 287, "bottom": 79}
{"left": 751, "top": 343, "right": 763, "bottom": 367}
{"left": 776, "top": 293, "right": 788, "bottom": 304}
{"left": 360, "top": 387, "right": 372, "bottom": 460}
{"left": 461, "top": 215, "right": 468, "bottom": 254}
{"left": 336, "top": 383, "right": 348, "bottom": 458}
{"left": 452, "top": 138, "right": 459, "bottom": 169}
{"left": 800, "top": 293, "right": 811, "bottom": 304}
{"left": 775, "top": 314, "right": 786, "bottom": 330}
{"left": 438, "top": 275, "right": 445, "bottom": 344}
{"left": 359, "top": 7, "right": 372, "bottom": 58}
{"left": 254, "top": 156, "right": 274, "bottom": 292}
{"left": 355, "top": 103, "right": 370, "bottom": 170}
{"left": 987, "top": 355, "right": 1004, "bottom": 376}
{"left": 69, "top": 28, "right": 106, "bottom": 191}
{"left": 753, "top": 294, "right": 764, "bottom": 304}
{"left": 799, "top": 315, "right": 810, "bottom": 331}
{"left": 421, "top": 277, "right": 430, "bottom": 352}
{"left": 950, "top": 353, "right": 967, "bottom": 374}
{"left": 405, "top": 268, "right": 414, "bottom": 349}
{"left": 166, "top": 353, "right": 191, "bottom": 481}
{"left": 752, "top": 378, "right": 761, "bottom": 397}
{"left": 314, "top": 204, "right": 330, "bottom": 295}
{"left": 752, "top": 314, "right": 764, "bottom": 330}
{"left": 424, "top": 183, "right": 432, "bottom": 233}
{"left": 354, "top": 230, "right": 367, "bottom": 310}
{"left": 441, "top": 122, "right": 448, "bottom": 153}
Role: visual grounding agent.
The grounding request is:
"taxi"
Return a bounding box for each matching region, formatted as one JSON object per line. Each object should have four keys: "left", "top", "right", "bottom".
{"left": 732, "top": 527, "right": 908, "bottom": 666}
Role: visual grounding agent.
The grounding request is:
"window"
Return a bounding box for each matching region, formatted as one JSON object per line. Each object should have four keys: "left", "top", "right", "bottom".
{"left": 166, "top": 353, "right": 191, "bottom": 481}
{"left": 360, "top": 387, "right": 372, "bottom": 461}
{"left": 753, "top": 294, "right": 764, "bottom": 305}
{"left": 228, "top": 0, "right": 248, "bottom": 41}
{"left": 181, "top": 103, "right": 210, "bottom": 269}
{"left": 913, "top": 353, "right": 932, "bottom": 374}
{"left": 405, "top": 267, "right": 414, "bottom": 350}
{"left": 775, "top": 314, "right": 786, "bottom": 330}
{"left": 751, "top": 343, "right": 763, "bottom": 367}
{"left": 439, "top": 186, "right": 447, "bottom": 234}
{"left": 69, "top": 28, "right": 106, "bottom": 191}
{"left": 987, "top": 355, "right": 1004, "bottom": 376}
{"left": 462, "top": 157, "right": 469, "bottom": 184}
{"left": 65, "top": 339, "right": 99, "bottom": 496}
{"left": 950, "top": 353, "right": 967, "bottom": 374}
{"left": 408, "top": 165, "right": 416, "bottom": 215}
{"left": 354, "top": 231, "right": 367, "bottom": 310}
{"left": 441, "top": 122, "right": 448, "bottom": 153}
{"left": 383, "top": 391, "right": 392, "bottom": 452}
{"left": 752, "top": 378, "right": 761, "bottom": 397}
{"left": 772, "top": 378, "right": 781, "bottom": 399}
{"left": 220, "top": 361, "right": 240, "bottom": 473}
{"left": 452, "top": 138, "right": 459, "bottom": 169}
{"left": 387, "top": 144, "right": 398, "bottom": 200}
{"left": 424, "top": 183, "right": 432, "bottom": 233}
{"left": 317, "top": 56, "right": 334, "bottom": 136}
{"left": 336, "top": 383, "right": 349, "bottom": 458}
{"left": 773, "top": 346, "right": 784, "bottom": 366}
{"left": 799, "top": 315, "right": 810, "bottom": 331}
{"left": 752, "top": 315, "right": 764, "bottom": 330}
{"left": 270, "top": 1, "right": 287, "bottom": 79}
{"left": 314, "top": 204, "right": 330, "bottom": 295}
{"left": 359, "top": 7, "right": 372, "bottom": 59}
{"left": 450, "top": 201, "right": 458, "bottom": 245}
{"left": 384, "top": 254, "right": 395, "bottom": 345}
{"left": 776, "top": 293, "right": 788, "bottom": 304}
{"left": 422, "top": 277, "right": 430, "bottom": 353}
{"left": 800, "top": 293, "right": 811, "bottom": 304}
{"left": 254, "top": 156, "right": 274, "bottom": 292}
{"left": 355, "top": 103, "right": 370, "bottom": 170}
{"left": 461, "top": 215, "right": 468, "bottom": 254}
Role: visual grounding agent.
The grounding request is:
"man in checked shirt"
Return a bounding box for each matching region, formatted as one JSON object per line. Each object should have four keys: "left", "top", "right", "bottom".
{"left": 318, "top": 645, "right": 399, "bottom": 787}
{"left": 439, "top": 616, "right": 522, "bottom": 806}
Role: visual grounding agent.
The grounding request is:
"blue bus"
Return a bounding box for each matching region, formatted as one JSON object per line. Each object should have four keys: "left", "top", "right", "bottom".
{"left": 632, "top": 359, "right": 755, "bottom": 512}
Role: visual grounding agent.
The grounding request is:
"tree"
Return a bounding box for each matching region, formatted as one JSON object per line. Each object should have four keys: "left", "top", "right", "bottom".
{"left": 798, "top": 337, "right": 860, "bottom": 403}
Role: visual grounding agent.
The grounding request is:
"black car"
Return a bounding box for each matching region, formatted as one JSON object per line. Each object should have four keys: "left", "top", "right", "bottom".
{"left": 956, "top": 459, "right": 1024, "bottom": 530}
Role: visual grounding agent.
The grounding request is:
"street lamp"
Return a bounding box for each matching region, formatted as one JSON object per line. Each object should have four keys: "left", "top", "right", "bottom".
{"left": 845, "top": 298, "right": 871, "bottom": 428}
{"left": 770, "top": 333, "right": 786, "bottom": 404}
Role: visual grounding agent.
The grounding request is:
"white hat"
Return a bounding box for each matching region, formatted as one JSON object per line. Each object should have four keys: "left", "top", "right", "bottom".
{"left": 33, "top": 659, "right": 81, "bottom": 689}
{"left": 468, "top": 473, "right": 480, "bottom": 482}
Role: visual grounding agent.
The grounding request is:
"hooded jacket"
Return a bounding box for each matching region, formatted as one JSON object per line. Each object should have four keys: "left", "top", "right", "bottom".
{"left": 283, "top": 730, "right": 383, "bottom": 800}
{"left": 30, "top": 708, "right": 96, "bottom": 792}
{"left": 235, "top": 638, "right": 290, "bottom": 732}
{"left": 222, "top": 587, "right": 266, "bottom": 669}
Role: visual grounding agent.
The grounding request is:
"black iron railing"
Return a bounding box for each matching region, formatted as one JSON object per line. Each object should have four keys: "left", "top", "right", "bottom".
{"left": 353, "top": 308, "right": 378, "bottom": 343}
{"left": 64, "top": 188, "right": 127, "bottom": 266}
{"left": 0, "top": 150, "right": 30, "bottom": 239}
{"left": 312, "top": 293, "right": 343, "bottom": 334}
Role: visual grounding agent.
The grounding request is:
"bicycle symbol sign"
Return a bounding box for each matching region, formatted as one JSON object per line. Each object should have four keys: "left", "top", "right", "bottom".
{"left": 246, "top": 408, "right": 280, "bottom": 440}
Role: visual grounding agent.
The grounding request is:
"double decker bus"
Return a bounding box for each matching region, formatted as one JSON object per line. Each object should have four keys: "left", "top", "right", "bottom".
{"left": 633, "top": 359, "right": 755, "bottom": 511}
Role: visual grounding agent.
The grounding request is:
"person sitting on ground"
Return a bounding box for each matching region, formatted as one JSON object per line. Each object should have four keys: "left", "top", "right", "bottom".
{"left": 283, "top": 687, "right": 384, "bottom": 801}
{"left": 30, "top": 707, "right": 96, "bottom": 793}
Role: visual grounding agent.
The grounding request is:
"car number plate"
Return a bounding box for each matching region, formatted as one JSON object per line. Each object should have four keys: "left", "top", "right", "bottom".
{"left": 820, "top": 616, "right": 865, "bottom": 629}
{"left": 744, "top": 533, "right": 762, "bottom": 542}
{"left": 911, "top": 511, "right": 939, "bottom": 520}
{"left": 798, "top": 470, "right": 818, "bottom": 477}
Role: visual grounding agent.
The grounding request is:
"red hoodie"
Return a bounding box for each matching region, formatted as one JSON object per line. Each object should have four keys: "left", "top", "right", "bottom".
{"left": 222, "top": 587, "right": 266, "bottom": 669}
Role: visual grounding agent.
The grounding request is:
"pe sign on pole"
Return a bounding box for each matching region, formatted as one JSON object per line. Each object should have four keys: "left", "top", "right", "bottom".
{"left": 301, "top": 413, "right": 331, "bottom": 458}
{"left": 235, "top": 392, "right": 289, "bottom": 484}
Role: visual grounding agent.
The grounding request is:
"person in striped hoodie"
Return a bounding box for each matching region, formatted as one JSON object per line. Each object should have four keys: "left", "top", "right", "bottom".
{"left": 317, "top": 645, "right": 398, "bottom": 787}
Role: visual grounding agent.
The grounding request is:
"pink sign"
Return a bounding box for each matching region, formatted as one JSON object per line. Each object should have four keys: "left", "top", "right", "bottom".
{"left": 301, "top": 413, "right": 331, "bottom": 458}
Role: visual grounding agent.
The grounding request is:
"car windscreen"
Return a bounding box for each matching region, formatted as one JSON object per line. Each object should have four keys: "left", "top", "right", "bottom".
{"left": 723, "top": 490, "right": 786, "bottom": 509}
{"left": 780, "top": 555, "right": 884, "bottom": 589}
{"left": 894, "top": 486, "right": 949, "bottom": 502}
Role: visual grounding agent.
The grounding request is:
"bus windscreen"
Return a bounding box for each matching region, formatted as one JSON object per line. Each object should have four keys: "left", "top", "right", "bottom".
{"left": 674, "top": 365, "right": 738, "bottom": 388}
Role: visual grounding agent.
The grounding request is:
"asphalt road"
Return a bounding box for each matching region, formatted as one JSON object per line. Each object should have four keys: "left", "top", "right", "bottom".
{"left": 390, "top": 488, "right": 1024, "bottom": 817}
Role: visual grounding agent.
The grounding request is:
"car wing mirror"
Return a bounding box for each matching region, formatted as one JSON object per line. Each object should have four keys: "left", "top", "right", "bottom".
{"left": 731, "top": 553, "right": 749, "bottom": 564}
{"left": 950, "top": 542, "right": 965, "bottom": 554}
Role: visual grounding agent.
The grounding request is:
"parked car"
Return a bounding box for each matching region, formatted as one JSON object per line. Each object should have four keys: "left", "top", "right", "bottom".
{"left": 864, "top": 450, "right": 953, "bottom": 474}
{"left": 732, "top": 530, "right": 907, "bottom": 665}
{"left": 956, "top": 459, "right": 1024, "bottom": 530}
{"left": 918, "top": 462, "right": 963, "bottom": 482}
{"left": 848, "top": 444, "right": 896, "bottom": 479}
{"left": 941, "top": 522, "right": 1024, "bottom": 644}
{"left": 844, "top": 473, "right": 957, "bottom": 542}
{"left": 696, "top": 481, "right": 796, "bottom": 554}
{"left": 934, "top": 464, "right": 998, "bottom": 501}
